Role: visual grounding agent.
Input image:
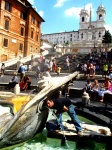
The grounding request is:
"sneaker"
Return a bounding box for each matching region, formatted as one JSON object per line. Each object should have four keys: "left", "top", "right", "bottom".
{"left": 77, "top": 131, "right": 83, "bottom": 136}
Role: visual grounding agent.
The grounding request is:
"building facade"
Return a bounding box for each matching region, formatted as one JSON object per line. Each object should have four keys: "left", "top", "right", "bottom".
{"left": 0, "top": 0, "right": 44, "bottom": 61}
{"left": 42, "top": 4, "right": 106, "bottom": 53}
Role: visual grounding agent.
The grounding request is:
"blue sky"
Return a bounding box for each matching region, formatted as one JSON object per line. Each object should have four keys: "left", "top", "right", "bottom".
{"left": 28, "top": 0, "right": 112, "bottom": 34}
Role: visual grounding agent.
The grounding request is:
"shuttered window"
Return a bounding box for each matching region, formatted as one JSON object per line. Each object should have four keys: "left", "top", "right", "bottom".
{"left": 3, "top": 38, "right": 8, "bottom": 47}
{"left": 5, "top": 1, "right": 12, "bottom": 12}
{"left": 5, "top": 19, "right": 9, "bottom": 30}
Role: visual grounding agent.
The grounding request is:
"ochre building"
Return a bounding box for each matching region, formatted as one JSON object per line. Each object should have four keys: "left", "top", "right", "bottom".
{"left": 0, "top": 0, "right": 44, "bottom": 61}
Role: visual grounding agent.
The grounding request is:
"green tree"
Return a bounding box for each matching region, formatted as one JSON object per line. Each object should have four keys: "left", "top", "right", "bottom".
{"left": 102, "top": 30, "right": 112, "bottom": 47}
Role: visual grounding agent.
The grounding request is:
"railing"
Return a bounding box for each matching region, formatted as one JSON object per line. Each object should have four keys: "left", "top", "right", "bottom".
{"left": 0, "top": 53, "right": 40, "bottom": 68}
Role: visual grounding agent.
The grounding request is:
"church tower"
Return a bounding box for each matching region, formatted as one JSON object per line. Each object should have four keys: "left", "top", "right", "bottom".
{"left": 96, "top": 3, "right": 106, "bottom": 22}
{"left": 79, "top": 7, "right": 89, "bottom": 29}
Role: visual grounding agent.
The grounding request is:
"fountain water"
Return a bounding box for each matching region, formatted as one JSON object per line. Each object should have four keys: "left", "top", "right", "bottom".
{"left": 46, "top": 107, "right": 69, "bottom": 148}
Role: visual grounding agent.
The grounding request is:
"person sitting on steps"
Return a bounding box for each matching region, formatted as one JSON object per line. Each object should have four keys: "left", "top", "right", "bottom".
{"left": 90, "top": 79, "right": 99, "bottom": 100}
{"left": 19, "top": 75, "right": 31, "bottom": 91}
{"left": 98, "top": 78, "right": 111, "bottom": 102}
{"left": 7, "top": 72, "right": 18, "bottom": 90}
{"left": 84, "top": 79, "right": 92, "bottom": 94}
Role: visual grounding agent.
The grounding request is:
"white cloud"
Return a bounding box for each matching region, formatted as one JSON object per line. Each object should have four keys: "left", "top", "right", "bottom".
{"left": 38, "top": 11, "right": 44, "bottom": 17}
{"left": 27, "top": 0, "right": 34, "bottom": 5}
{"left": 54, "top": 0, "right": 68, "bottom": 8}
{"left": 105, "top": 24, "right": 112, "bottom": 34}
{"left": 65, "top": 7, "right": 81, "bottom": 18}
{"left": 65, "top": 3, "right": 93, "bottom": 18}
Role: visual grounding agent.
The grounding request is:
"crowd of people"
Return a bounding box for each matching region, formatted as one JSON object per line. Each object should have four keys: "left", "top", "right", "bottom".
{"left": 84, "top": 78, "right": 112, "bottom": 102}
{"left": 76, "top": 50, "right": 112, "bottom": 103}
{"left": 35, "top": 54, "right": 72, "bottom": 78}
{"left": 77, "top": 50, "right": 112, "bottom": 80}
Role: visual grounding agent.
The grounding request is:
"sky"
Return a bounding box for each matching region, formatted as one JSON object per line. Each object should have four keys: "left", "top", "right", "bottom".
{"left": 28, "top": 0, "right": 112, "bottom": 34}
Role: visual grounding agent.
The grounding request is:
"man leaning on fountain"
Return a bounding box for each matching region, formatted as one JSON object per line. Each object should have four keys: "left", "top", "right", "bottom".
{"left": 45, "top": 97, "right": 83, "bottom": 136}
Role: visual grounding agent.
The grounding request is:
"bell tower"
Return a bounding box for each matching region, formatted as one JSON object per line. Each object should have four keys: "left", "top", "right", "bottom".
{"left": 96, "top": 3, "right": 106, "bottom": 22}
{"left": 79, "top": 7, "right": 89, "bottom": 29}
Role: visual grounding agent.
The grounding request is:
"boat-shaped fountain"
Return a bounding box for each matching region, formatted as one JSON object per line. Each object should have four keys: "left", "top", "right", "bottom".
{"left": 0, "top": 72, "right": 78, "bottom": 148}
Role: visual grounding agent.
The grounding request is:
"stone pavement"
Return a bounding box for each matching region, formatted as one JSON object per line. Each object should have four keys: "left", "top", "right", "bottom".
{"left": 0, "top": 72, "right": 71, "bottom": 85}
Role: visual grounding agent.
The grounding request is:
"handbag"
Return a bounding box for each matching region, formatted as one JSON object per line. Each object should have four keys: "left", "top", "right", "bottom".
{"left": 18, "top": 66, "right": 21, "bottom": 73}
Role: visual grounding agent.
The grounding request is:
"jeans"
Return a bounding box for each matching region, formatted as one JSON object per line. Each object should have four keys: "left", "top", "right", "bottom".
{"left": 57, "top": 104, "right": 82, "bottom": 132}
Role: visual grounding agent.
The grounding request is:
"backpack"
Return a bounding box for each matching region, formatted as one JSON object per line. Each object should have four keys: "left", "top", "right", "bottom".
{"left": 18, "top": 66, "right": 21, "bottom": 73}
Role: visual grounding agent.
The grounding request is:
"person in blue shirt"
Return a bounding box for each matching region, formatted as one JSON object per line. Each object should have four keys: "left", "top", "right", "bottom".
{"left": 7, "top": 72, "right": 18, "bottom": 90}
{"left": 20, "top": 64, "right": 26, "bottom": 80}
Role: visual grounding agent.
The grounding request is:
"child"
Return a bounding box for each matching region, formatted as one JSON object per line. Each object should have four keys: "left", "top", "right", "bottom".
{"left": 57, "top": 66, "right": 61, "bottom": 76}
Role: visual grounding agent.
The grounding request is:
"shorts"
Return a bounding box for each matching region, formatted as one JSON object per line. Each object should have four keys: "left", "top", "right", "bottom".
{"left": 87, "top": 69, "right": 90, "bottom": 74}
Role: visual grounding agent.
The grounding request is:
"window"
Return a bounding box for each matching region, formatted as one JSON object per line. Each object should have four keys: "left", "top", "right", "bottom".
{"left": 3, "top": 38, "right": 8, "bottom": 47}
{"left": 20, "top": 11, "right": 26, "bottom": 20}
{"left": 99, "top": 14, "right": 102, "bottom": 20}
{"left": 36, "top": 48, "right": 38, "bottom": 52}
{"left": 5, "top": 1, "right": 12, "bottom": 12}
{"left": 36, "top": 20, "right": 40, "bottom": 28}
{"left": 4, "top": 19, "right": 9, "bottom": 30}
{"left": 36, "top": 34, "right": 38, "bottom": 41}
{"left": 81, "top": 33, "right": 83, "bottom": 39}
{"left": 31, "top": 16, "right": 35, "bottom": 24}
{"left": 31, "top": 30, "right": 33, "bottom": 39}
{"left": 82, "top": 17, "right": 85, "bottom": 22}
{"left": 20, "top": 27, "right": 24, "bottom": 36}
{"left": 19, "top": 43, "right": 23, "bottom": 51}
{"left": 99, "top": 32, "right": 101, "bottom": 37}
{"left": 30, "top": 46, "right": 33, "bottom": 52}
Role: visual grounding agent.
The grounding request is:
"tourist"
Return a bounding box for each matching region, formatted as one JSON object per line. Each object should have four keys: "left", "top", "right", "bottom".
{"left": 98, "top": 78, "right": 111, "bottom": 102}
{"left": 57, "top": 66, "right": 61, "bottom": 76}
{"left": 83, "top": 63, "right": 87, "bottom": 79}
{"left": 7, "top": 72, "right": 18, "bottom": 90}
{"left": 102, "top": 62, "right": 108, "bottom": 79}
{"left": 1, "top": 63, "right": 5, "bottom": 77}
{"left": 92, "top": 64, "right": 96, "bottom": 79}
{"left": 108, "top": 64, "right": 112, "bottom": 80}
{"left": 90, "top": 62, "right": 94, "bottom": 76}
{"left": 49, "top": 60, "right": 53, "bottom": 72}
{"left": 86, "top": 63, "right": 91, "bottom": 79}
{"left": 28, "top": 64, "right": 32, "bottom": 71}
{"left": 77, "top": 63, "right": 81, "bottom": 71}
{"left": 36, "top": 64, "right": 41, "bottom": 79}
{"left": 43, "top": 68, "right": 51, "bottom": 78}
{"left": 20, "top": 64, "right": 26, "bottom": 81}
{"left": 45, "top": 97, "right": 82, "bottom": 135}
{"left": 44, "top": 61, "right": 50, "bottom": 72}
{"left": 66, "top": 55, "right": 69, "bottom": 62}
{"left": 52, "top": 60, "right": 57, "bottom": 72}
{"left": 84, "top": 79, "right": 92, "bottom": 94}
{"left": 40, "top": 54, "right": 43, "bottom": 63}
{"left": 66, "top": 60, "right": 70, "bottom": 73}
{"left": 19, "top": 75, "right": 31, "bottom": 91}
{"left": 90, "top": 79, "right": 99, "bottom": 100}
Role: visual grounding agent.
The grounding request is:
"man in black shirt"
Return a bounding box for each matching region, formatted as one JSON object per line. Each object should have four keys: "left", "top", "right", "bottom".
{"left": 45, "top": 97, "right": 82, "bottom": 135}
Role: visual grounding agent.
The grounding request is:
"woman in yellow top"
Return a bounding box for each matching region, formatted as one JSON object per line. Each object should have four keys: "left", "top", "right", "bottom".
{"left": 57, "top": 66, "right": 61, "bottom": 76}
